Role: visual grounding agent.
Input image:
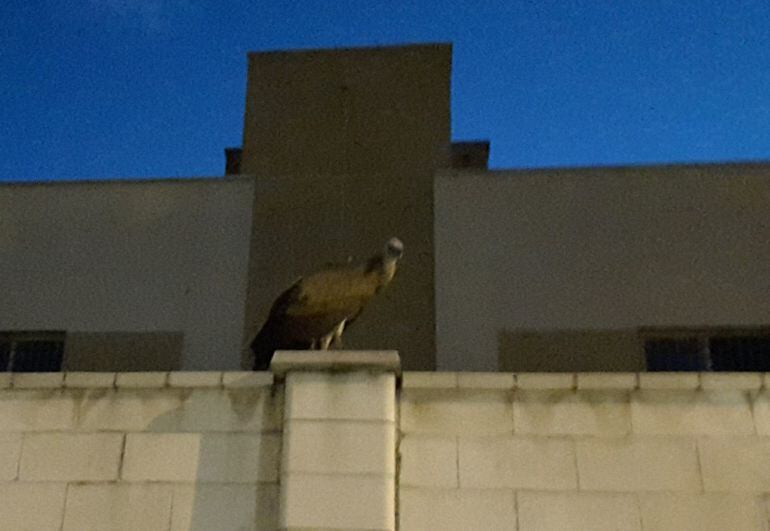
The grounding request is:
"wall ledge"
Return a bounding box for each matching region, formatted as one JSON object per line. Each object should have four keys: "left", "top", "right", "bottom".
{"left": 270, "top": 350, "right": 401, "bottom": 380}
{"left": 2, "top": 370, "right": 767, "bottom": 391}
{"left": 1, "top": 371, "right": 274, "bottom": 390}
{"left": 401, "top": 371, "right": 769, "bottom": 391}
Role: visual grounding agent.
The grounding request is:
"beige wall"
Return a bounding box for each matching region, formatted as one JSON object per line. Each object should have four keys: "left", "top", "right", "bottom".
{"left": 240, "top": 44, "right": 452, "bottom": 370}
{"left": 399, "top": 370, "right": 770, "bottom": 530}
{"left": 0, "top": 177, "right": 255, "bottom": 370}
{"left": 2, "top": 367, "right": 769, "bottom": 530}
{"left": 0, "top": 371, "right": 280, "bottom": 530}
{"left": 435, "top": 164, "right": 770, "bottom": 371}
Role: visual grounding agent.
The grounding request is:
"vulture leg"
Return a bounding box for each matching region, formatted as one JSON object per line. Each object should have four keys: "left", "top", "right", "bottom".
{"left": 319, "top": 332, "right": 334, "bottom": 350}
{"left": 330, "top": 319, "right": 347, "bottom": 349}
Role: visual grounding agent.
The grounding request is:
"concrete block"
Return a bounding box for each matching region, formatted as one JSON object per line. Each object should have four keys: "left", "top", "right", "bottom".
{"left": 115, "top": 371, "right": 168, "bottom": 388}
{"left": 701, "top": 372, "right": 762, "bottom": 391}
{"left": 517, "top": 491, "right": 641, "bottom": 531}
{"left": 0, "top": 390, "right": 76, "bottom": 431}
{"left": 459, "top": 436, "right": 577, "bottom": 490}
{"left": 577, "top": 372, "right": 637, "bottom": 390}
{"left": 631, "top": 390, "right": 755, "bottom": 435}
{"left": 285, "top": 371, "right": 395, "bottom": 421}
{"left": 283, "top": 419, "right": 395, "bottom": 475}
{"left": 399, "top": 487, "right": 516, "bottom": 531}
{"left": 123, "top": 432, "right": 280, "bottom": 483}
{"left": 457, "top": 372, "right": 515, "bottom": 390}
{"left": 399, "top": 435, "right": 458, "bottom": 487}
{"left": 699, "top": 437, "right": 770, "bottom": 492}
{"left": 0, "top": 483, "right": 66, "bottom": 531}
{"left": 639, "top": 372, "right": 699, "bottom": 390}
{"left": 402, "top": 372, "right": 458, "bottom": 389}
{"left": 222, "top": 371, "right": 273, "bottom": 387}
{"left": 123, "top": 433, "right": 200, "bottom": 482}
{"left": 168, "top": 371, "right": 222, "bottom": 387}
{"left": 171, "top": 484, "right": 278, "bottom": 531}
{"left": 514, "top": 390, "right": 631, "bottom": 436}
{"left": 64, "top": 372, "right": 116, "bottom": 388}
{"left": 20, "top": 432, "right": 123, "bottom": 481}
{"left": 576, "top": 437, "right": 701, "bottom": 492}
{"left": 12, "top": 372, "right": 63, "bottom": 388}
{"left": 76, "top": 389, "right": 184, "bottom": 432}
{"left": 63, "top": 484, "right": 173, "bottom": 531}
{"left": 516, "top": 373, "right": 574, "bottom": 390}
{"left": 281, "top": 473, "right": 394, "bottom": 530}
{"left": 639, "top": 493, "right": 766, "bottom": 531}
{"left": 750, "top": 391, "right": 770, "bottom": 435}
{"left": 0, "top": 432, "right": 21, "bottom": 480}
{"left": 401, "top": 389, "right": 513, "bottom": 435}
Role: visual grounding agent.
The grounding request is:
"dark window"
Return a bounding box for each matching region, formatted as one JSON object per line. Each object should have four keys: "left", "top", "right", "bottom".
{"left": 0, "top": 332, "right": 65, "bottom": 372}
{"left": 645, "top": 338, "right": 709, "bottom": 371}
{"left": 13, "top": 340, "right": 64, "bottom": 372}
{"left": 710, "top": 336, "right": 770, "bottom": 372}
{"left": 643, "top": 328, "right": 770, "bottom": 372}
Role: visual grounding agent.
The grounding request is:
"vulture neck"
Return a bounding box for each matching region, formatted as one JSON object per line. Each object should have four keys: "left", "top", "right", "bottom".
{"left": 365, "top": 253, "right": 398, "bottom": 286}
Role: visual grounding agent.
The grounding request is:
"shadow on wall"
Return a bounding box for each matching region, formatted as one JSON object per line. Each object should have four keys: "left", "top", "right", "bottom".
{"left": 66, "top": 377, "right": 283, "bottom": 529}
{"left": 142, "top": 379, "right": 281, "bottom": 530}
{"left": 498, "top": 329, "right": 647, "bottom": 372}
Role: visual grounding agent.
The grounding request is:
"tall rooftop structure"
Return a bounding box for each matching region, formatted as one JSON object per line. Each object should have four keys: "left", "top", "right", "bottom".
{"left": 239, "top": 43, "right": 452, "bottom": 370}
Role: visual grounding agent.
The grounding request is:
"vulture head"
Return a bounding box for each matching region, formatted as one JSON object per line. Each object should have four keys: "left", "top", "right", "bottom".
{"left": 251, "top": 238, "right": 404, "bottom": 370}
{"left": 386, "top": 237, "right": 404, "bottom": 259}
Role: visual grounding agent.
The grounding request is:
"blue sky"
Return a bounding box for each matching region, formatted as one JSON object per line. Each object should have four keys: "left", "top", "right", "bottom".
{"left": 2, "top": 0, "right": 770, "bottom": 181}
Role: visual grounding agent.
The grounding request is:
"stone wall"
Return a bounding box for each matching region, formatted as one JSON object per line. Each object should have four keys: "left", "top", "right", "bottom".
{"left": 1, "top": 364, "right": 769, "bottom": 530}
{"left": 0, "top": 371, "right": 281, "bottom": 530}
{"left": 399, "top": 371, "right": 770, "bottom": 530}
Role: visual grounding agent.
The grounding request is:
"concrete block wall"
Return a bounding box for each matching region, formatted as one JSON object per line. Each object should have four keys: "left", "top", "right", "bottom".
{"left": 2, "top": 364, "right": 770, "bottom": 530}
{"left": 0, "top": 371, "right": 281, "bottom": 531}
{"left": 399, "top": 372, "right": 770, "bottom": 531}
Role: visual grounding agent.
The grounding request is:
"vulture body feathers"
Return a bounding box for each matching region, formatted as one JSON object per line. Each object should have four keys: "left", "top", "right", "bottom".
{"left": 251, "top": 238, "right": 403, "bottom": 370}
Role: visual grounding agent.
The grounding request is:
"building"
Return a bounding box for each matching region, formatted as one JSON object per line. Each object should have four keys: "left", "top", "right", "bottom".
{"left": 2, "top": 42, "right": 770, "bottom": 531}
{"left": 1, "top": 42, "right": 769, "bottom": 373}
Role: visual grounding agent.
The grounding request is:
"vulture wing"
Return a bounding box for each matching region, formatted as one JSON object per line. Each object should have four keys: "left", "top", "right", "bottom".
{"left": 251, "top": 238, "right": 403, "bottom": 370}
{"left": 250, "top": 280, "right": 309, "bottom": 370}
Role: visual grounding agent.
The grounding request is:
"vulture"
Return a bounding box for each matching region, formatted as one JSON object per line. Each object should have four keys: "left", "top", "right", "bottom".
{"left": 251, "top": 237, "right": 404, "bottom": 370}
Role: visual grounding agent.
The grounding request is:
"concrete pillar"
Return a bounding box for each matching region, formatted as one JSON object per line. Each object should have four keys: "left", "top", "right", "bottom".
{"left": 271, "top": 351, "right": 400, "bottom": 531}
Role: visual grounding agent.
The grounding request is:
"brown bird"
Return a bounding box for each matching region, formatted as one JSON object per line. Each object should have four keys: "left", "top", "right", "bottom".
{"left": 251, "top": 237, "right": 404, "bottom": 370}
